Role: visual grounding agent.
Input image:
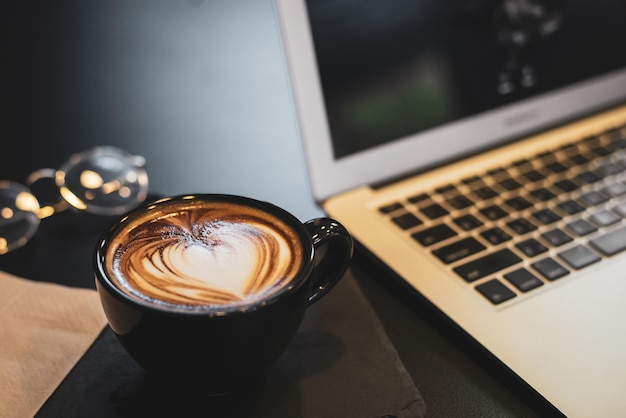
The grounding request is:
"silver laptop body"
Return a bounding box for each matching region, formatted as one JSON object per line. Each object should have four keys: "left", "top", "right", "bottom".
{"left": 275, "top": 1, "right": 626, "bottom": 416}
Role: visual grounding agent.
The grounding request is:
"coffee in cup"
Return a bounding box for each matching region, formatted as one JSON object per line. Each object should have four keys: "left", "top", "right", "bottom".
{"left": 94, "top": 194, "right": 353, "bottom": 392}
{"left": 105, "top": 198, "right": 305, "bottom": 312}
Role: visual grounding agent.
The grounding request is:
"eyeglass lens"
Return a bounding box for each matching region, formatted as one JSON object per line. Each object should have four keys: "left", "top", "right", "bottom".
{"left": 0, "top": 181, "right": 41, "bottom": 255}
{"left": 0, "top": 146, "right": 149, "bottom": 254}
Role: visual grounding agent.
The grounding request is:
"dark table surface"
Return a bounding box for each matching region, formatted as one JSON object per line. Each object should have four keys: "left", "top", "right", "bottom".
{"left": 3, "top": 2, "right": 550, "bottom": 416}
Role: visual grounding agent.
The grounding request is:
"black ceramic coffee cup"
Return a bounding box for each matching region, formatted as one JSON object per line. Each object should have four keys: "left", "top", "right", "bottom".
{"left": 94, "top": 194, "right": 353, "bottom": 393}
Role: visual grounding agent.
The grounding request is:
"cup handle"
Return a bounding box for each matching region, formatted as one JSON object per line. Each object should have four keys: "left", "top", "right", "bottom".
{"left": 303, "top": 217, "right": 354, "bottom": 305}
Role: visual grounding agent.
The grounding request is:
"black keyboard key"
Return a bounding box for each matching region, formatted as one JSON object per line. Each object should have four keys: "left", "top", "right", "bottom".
{"left": 613, "top": 201, "right": 626, "bottom": 217}
{"left": 569, "top": 154, "right": 590, "bottom": 165}
{"left": 476, "top": 279, "right": 516, "bottom": 305}
{"left": 504, "top": 268, "right": 544, "bottom": 292}
{"left": 507, "top": 218, "right": 537, "bottom": 235}
{"left": 522, "top": 169, "right": 546, "bottom": 182}
{"left": 505, "top": 196, "right": 533, "bottom": 210}
{"left": 597, "top": 161, "right": 623, "bottom": 176}
{"left": 532, "top": 208, "right": 561, "bottom": 225}
{"left": 435, "top": 184, "right": 456, "bottom": 194}
{"left": 545, "top": 161, "right": 568, "bottom": 173}
{"left": 558, "top": 245, "right": 601, "bottom": 270}
{"left": 612, "top": 138, "right": 626, "bottom": 149}
{"left": 473, "top": 186, "right": 498, "bottom": 200}
{"left": 498, "top": 178, "right": 523, "bottom": 191}
{"left": 391, "top": 212, "right": 423, "bottom": 230}
{"left": 529, "top": 188, "right": 556, "bottom": 202}
{"left": 588, "top": 210, "right": 620, "bottom": 227}
{"left": 380, "top": 202, "right": 403, "bottom": 214}
{"left": 412, "top": 224, "right": 457, "bottom": 246}
{"left": 590, "top": 226, "right": 626, "bottom": 256}
{"left": 454, "top": 249, "right": 522, "bottom": 282}
{"left": 590, "top": 145, "right": 611, "bottom": 157}
{"left": 557, "top": 199, "right": 585, "bottom": 215}
{"left": 446, "top": 194, "right": 474, "bottom": 210}
{"left": 512, "top": 158, "right": 531, "bottom": 168}
{"left": 603, "top": 183, "right": 626, "bottom": 197}
{"left": 462, "top": 175, "right": 482, "bottom": 185}
{"left": 420, "top": 203, "right": 449, "bottom": 219}
{"left": 577, "top": 170, "right": 603, "bottom": 184}
{"left": 566, "top": 219, "right": 597, "bottom": 236}
{"left": 516, "top": 238, "right": 548, "bottom": 257}
{"left": 553, "top": 179, "right": 580, "bottom": 193}
{"left": 579, "top": 190, "right": 609, "bottom": 207}
{"left": 479, "top": 205, "right": 508, "bottom": 221}
{"left": 408, "top": 193, "right": 430, "bottom": 204}
{"left": 487, "top": 167, "right": 507, "bottom": 176}
{"left": 531, "top": 258, "right": 569, "bottom": 281}
{"left": 433, "top": 237, "right": 486, "bottom": 264}
{"left": 481, "top": 227, "right": 512, "bottom": 245}
{"left": 453, "top": 214, "right": 483, "bottom": 231}
{"left": 541, "top": 228, "right": 573, "bottom": 246}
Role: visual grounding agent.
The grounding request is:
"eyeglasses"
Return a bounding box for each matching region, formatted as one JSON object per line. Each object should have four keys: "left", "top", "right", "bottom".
{"left": 0, "top": 146, "right": 149, "bottom": 255}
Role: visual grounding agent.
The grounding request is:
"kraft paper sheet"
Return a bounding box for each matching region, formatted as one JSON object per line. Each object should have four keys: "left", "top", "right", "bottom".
{"left": 0, "top": 270, "right": 107, "bottom": 418}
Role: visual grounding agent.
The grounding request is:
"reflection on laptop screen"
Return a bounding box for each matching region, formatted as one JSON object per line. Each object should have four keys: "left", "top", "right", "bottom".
{"left": 306, "top": 0, "right": 626, "bottom": 160}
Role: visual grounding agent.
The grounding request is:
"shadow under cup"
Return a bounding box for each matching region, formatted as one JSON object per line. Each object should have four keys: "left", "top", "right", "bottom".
{"left": 93, "top": 194, "right": 353, "bottom": 393}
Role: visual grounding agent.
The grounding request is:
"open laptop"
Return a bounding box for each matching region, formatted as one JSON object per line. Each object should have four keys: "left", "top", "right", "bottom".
{"left": 274, "top": 1, "right": 626, "bottom": 416}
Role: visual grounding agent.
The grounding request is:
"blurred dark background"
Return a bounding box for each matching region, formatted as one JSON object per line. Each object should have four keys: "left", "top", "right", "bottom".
{"left": 2, "top": 0, "right": 323, "bottom": 221}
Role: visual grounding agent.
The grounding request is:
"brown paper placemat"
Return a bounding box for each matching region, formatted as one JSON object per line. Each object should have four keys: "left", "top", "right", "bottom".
{"left": 0, "top": 270, "right": 107, "bottom": 418}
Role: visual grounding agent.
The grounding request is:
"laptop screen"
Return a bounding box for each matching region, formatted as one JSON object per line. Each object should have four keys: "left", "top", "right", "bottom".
{"left": 306, "top": 0, "right": 626, "bottom": 160}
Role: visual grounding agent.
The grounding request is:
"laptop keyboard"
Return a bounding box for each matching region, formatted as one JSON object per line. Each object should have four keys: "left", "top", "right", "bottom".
{"left": 379, "top": 124, "right": 626, "bottom": 305}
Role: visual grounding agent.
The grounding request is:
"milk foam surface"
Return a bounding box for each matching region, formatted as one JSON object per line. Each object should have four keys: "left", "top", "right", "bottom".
{"left": 106, "top": 200, "right": 304, "bottom": 311}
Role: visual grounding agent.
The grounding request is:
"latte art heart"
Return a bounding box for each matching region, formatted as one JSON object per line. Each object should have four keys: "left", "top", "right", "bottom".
{"left": 106, "top": 201, "right": 304, "bottom": 311}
